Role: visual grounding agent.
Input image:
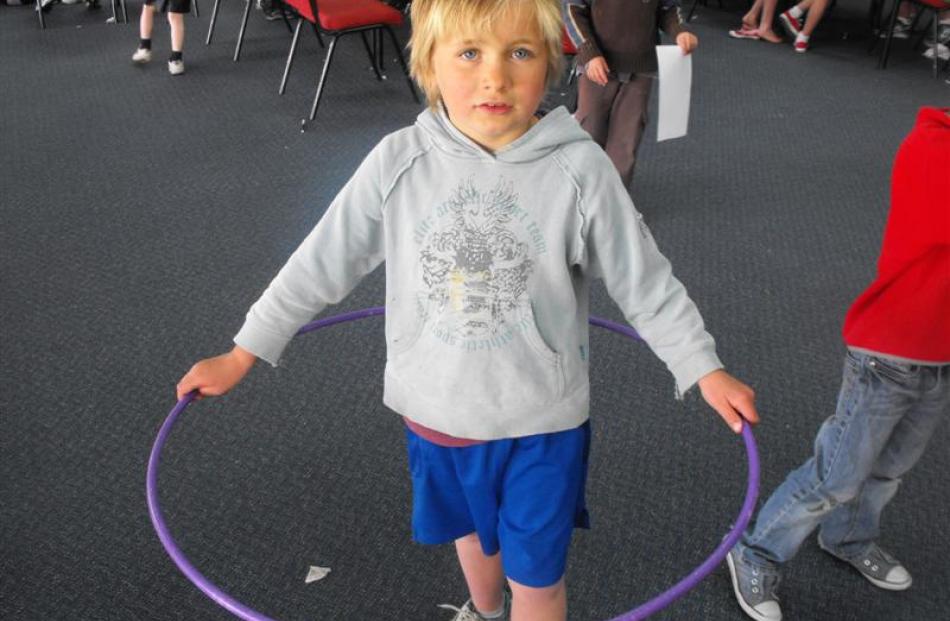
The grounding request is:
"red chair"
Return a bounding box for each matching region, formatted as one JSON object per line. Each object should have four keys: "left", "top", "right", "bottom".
{"left": 278, "top": 0, "right": 419, "bottom": 123}
{"left": 562, "top": 28, "right": 578, "bottom": 57}
{"left": 879, "top": 0, "right": 950, "bottom": 77}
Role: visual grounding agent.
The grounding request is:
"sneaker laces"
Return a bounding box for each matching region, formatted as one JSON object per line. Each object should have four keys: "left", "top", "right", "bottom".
{"left": 437, "top": 602, "right": 484, "bottom": 621}
{"left": 746, "top": 563, "right": 782, "bottom": 602}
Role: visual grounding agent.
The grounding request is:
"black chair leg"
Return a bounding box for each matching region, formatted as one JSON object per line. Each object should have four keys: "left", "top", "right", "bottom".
{"left": 36, "top": 0, "right": 46, "bottom": 29}
{"left": 360, "top": 31, "right": 384, "bottom": 80}
{"left": 206, "top": 0, "right": 221, "bottom": 44}
{"left": 309, "top": 36, "right": 339, "bottom": 121}
{"left": 309, "top": 22, "right": 326, "bottom": 49}
{"left": 277, "top": 1, "right": 294, "bottom": 35}
{"left": 384, "top": 26, "right": 420, "bottom": 104}
{"left": 121, "top": 0, "right": 128, "bottom": 22}
{"left": 193, "top": 0, "right": 199, "bottom": 18}
{"left": 931, "top": 9, "right": 939, "bottom": 77}
{"left": 280, "top": 18, "right": 304, "bottom": 94}
{"left": 234, "top": 0, "right": 254, "bottom": 61}
{"left": 376, "top": 28, "right": 385, "bottom": 76}
{"left": 879, "top": 0, "right": 902, "bottom": 68}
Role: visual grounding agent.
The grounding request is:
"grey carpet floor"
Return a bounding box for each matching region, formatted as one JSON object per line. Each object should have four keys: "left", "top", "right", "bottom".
{"left": 2, "top": 1, "right": 948, "bottom": 620}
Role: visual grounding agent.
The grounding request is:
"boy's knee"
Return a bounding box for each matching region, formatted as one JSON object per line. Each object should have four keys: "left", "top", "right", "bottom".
{"left": 819, "top": 477, "right": 863, "bottom": 507}
{"left": 507, "top": 576, "right": 565, "bottom": 605}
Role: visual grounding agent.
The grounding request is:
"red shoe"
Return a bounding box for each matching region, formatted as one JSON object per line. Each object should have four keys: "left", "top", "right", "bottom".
{"left": 794, "top": 37, "right": 809, "bottom": 53}
{"left": 779, "top": 11, "right": 803, "bottom": 38}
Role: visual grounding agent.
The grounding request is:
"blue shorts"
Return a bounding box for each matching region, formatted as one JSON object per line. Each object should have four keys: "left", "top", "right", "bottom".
{"left": 405, "top": 422, "right": 591, "bottom": 588}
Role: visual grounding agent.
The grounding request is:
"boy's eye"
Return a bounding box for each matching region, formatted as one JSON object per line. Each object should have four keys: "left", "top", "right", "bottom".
{"left": 460, "top": 49, "right": 478, "bottom": 60}
{"left": 512, "top": 48, "right": 534, "bottom": 60}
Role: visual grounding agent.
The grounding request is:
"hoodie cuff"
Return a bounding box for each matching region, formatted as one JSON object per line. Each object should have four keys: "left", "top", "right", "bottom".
{"left": 576, "top": 40, "right": 604, "bottom": 67}
{"left": 669, "top": 349, "right": 723, "bottom": 399}
{"left": 234, "top": 319, "right": 294, "bottom": 368}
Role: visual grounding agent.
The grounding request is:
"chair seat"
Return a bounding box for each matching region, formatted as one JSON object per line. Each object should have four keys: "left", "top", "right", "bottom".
{"left": 912, "top": 0, "right": 949, "bottom": 9}
{"left": 284, "top": 0, "right": 404, "bottom": 30}
{"left": 562, "top": 29, "right": 578, "bottom": 55}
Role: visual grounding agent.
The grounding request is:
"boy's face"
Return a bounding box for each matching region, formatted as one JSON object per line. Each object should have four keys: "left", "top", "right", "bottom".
{"left": 431, "top": 9, "right": 548, "bottom": 152}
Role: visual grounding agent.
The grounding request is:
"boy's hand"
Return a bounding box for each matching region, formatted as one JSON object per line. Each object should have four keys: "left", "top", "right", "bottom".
{"left": 676, "top": 32, "right": 698, "bottom": 55}
{"left": 176, "top": 345, "right": 257, "bottom": 401}
{"left": 696, "top": 369, "right": 758, "bottom": 434}
{"left": 585, "top": 56, "right": 610, "bottom": 86}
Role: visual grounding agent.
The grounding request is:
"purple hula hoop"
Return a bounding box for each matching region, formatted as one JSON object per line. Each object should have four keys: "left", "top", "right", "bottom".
{"left": 147, "top": 307, "right": 759, "bottom": 621}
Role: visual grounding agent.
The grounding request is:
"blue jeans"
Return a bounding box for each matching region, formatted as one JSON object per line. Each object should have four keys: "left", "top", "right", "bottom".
{"left": 738, "top": 350, "right": 949, "bottom": 569}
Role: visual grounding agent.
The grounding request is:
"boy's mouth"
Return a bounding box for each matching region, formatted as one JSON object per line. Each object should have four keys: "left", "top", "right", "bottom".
{"left": 477, "top": 103, "right": 512, "bottom": 114}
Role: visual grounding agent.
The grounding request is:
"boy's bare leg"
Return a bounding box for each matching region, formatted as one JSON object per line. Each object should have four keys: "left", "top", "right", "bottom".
{"left": 139, "top": 4, "right": 155, "bottom": 39}
{"left": 742, "top": 0, "right": 763, "bottom": 29}
{"left": 168, "top": 12, "right": 185, "bottom": 52}
{"left": 800, "top": 0, "right": 831, "bottom": 37}
{"left": 757, "top": 0, "right": 783, "bottom": 42}
{"left": 455, "top": 533, "right": 506, "bottom": 614}
{"left": 508, "top": 576, "right": 567, "bottom": 621}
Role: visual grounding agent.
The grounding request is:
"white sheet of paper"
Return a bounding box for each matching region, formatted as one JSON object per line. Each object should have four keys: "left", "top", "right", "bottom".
{"left": 305, "top": 565, "right": 331, "bottom": 584}
{"left": 655, "top": 45, "right": 692, "bottom": 142}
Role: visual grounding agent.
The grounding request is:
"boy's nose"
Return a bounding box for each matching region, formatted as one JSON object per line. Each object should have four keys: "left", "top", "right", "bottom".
{"left": 480, "top": 61, "right": 509, "bottom": 91}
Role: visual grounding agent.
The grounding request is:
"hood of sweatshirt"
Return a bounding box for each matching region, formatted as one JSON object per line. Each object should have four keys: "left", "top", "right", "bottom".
{"left": 414, "top": 104, "right": 592, "bottom": 164}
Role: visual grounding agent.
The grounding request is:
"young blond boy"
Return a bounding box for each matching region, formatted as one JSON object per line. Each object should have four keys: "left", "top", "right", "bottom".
{"left": 177, "top": 1, "right": 758, "bottom": 619}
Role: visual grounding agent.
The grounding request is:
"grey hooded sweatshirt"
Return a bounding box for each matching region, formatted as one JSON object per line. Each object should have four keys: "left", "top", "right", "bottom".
{"left": 234, "top": 105, "right": 722, "bottom": 440}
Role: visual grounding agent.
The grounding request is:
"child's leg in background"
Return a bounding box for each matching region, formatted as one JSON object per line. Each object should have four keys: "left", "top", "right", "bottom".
{"left": 756, "top": 0, "right": 783, "bottom": 41}
{"left": 168, "top": 10, "right": 185, "bottom": 54}
{"left": 603, "top": 75, "right": 651, "bottom": 189}
{"left": 798, "top": 0, "right": 831, "bottom": 38}
{"left": 742, "top": 0, "right": 764, "bottom": 29}
{"left": 737, "top": 351, "right": 924, "bottom": 568}
{"left": 139, "top": 2, "right": 155, "bottom": 40}
{"left": 508, "top": 577, "right": 566, "bottom": 621}
{"left": 455, "top": 533, "right": 506, "bottom": 615}
{"left": 575, "top": 75, "right": 620, "bottom": 150}
{"left": 818, "top": 363, "right": 949, "bottom": 560}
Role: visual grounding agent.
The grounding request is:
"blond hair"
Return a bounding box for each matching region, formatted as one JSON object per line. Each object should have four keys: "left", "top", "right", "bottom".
{"left": 408, "top": 0, "right": 565, "bottom": 108}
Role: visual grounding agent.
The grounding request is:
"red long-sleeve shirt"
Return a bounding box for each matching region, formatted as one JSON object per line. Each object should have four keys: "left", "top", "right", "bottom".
{"left": 842, "top": 107, "right": 950, "bottom": 362}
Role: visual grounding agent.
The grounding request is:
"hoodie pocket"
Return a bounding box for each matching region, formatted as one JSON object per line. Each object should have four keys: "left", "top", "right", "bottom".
{"left": 388, "top": 294, "right": 433, "bottom": 358}
{"left": 390, "top": 299, "right": 566, "bottom": 409}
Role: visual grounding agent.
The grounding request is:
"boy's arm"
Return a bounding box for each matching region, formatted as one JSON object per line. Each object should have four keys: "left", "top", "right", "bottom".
{"left": 657, "top": 0, "right": 686, "bottom": 40}
{"left": 578, "top": 159, "right": 758, "bottom": 430}
{"left": 233, "top": 147, "right": 388, "bottom": 366}
{"left": 563, "top": 1, "right": 604, "bottom": 67}
{"left": 579, "top": 156, "right": 719, "bottom": 397}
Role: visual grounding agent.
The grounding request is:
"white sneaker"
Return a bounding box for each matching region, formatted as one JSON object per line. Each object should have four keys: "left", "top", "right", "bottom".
{"left": 132, "top": 47, "right": 152, "bottom": 63}
{"left": 168, "top": 59, "right": 185, "bottom": 75}
{"left": 922, "top": 43, "right": 950, "bottom": 61}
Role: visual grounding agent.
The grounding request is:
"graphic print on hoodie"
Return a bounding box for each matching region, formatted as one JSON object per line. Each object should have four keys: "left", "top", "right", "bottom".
{"left": 416, "top": 177, "right": 542, "bottom": 351}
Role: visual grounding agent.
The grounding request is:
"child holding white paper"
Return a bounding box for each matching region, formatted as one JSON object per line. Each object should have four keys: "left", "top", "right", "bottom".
{"left": 564, "top": 0, "right": 696, "bottom": 188}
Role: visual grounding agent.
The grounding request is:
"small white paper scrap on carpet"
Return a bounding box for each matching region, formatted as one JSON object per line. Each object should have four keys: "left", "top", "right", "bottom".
{"left": 305, "top": 565, "right": 331, "bottom": 584}
{"left": 655, "top": 45, "right": 692, "bottom": 141}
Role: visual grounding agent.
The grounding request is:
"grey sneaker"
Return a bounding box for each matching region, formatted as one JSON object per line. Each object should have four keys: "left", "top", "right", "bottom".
{"left": 167, "top": 59, "right": 185, "bottom": 76}
{"left": 438, "top": 590, "right": 510, "bottom": 621}
{"left": 822, "top": 542, "right": 912, "bottom": 591}
{"left": 132, "top": 47, "right": 152, "bottom": 63}
{"left": 727, "top": 549, "right": 783, "bottom": 621}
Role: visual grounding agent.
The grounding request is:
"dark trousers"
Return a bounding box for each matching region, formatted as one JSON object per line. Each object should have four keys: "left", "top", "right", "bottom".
{"left": 575, "top": 73, "right": 653, "bottom": 189}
